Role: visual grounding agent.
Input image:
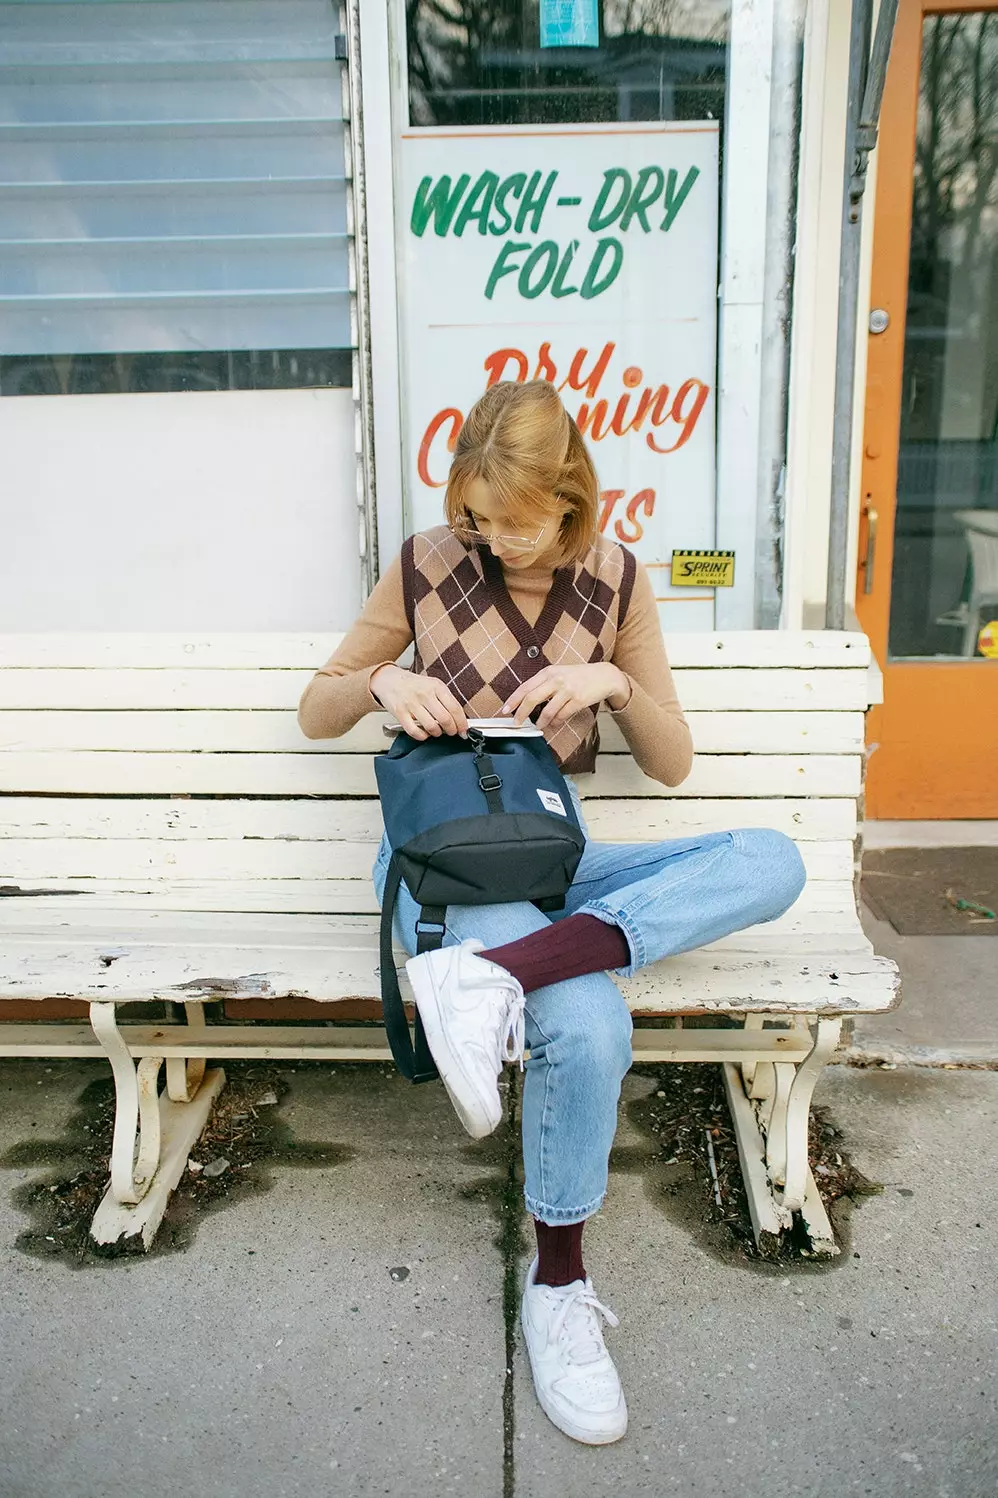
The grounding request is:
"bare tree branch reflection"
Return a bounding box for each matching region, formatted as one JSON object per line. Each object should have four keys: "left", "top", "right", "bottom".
{"left": 405, "top": 0, "right": 729, "bottom": 127}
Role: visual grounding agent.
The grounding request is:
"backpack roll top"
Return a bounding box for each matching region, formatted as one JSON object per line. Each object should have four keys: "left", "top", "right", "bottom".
{"left": 376, "top": 729, "right": 585, "bottom": 910}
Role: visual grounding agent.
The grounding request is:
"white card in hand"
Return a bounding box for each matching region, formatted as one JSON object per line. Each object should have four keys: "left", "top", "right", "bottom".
{"left": 381, "top": 718, "right": 544, "bottom": 739}
{"left": 467, "top": 717, "right": 544, "bottom": 737}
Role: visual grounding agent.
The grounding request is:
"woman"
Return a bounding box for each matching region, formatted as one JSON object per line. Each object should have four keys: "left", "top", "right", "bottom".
{"left": 299, "top": 380, "right": 805, "bottom": 1447}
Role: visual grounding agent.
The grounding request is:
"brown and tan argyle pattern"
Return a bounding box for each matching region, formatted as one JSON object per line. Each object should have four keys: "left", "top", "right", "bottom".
{"left": 401, "top": 526, "right": 636, "bottom": 773}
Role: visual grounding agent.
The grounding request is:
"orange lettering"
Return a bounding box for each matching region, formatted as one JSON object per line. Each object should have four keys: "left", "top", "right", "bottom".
{"left": 615, "top": 489, "right": 655, "bottom": 543}
{"left": 598, "top": 490, "right": 625, "bottom": 533}
{"left": 533, "top": 342, "right": 557, "bottom": 381}
{"left": 559, "top": 342, "right": 614, "bottom": 398}
{"left": 483, "top": 348, "right": 528, "bottom": 386}
{"left": 609, "top": 387, "right": 655, "bottom": 437}
{"left": 647, "top": 379, "right": 710, "bottom": 453}
{"left": 417, "top": 407, "right": 463, "bottom": 487}
{"left": 645, "top": 384, "right": 672, "bottom": 436}
{"left": 577, "top": 399, "right": 613, "bottom": 441}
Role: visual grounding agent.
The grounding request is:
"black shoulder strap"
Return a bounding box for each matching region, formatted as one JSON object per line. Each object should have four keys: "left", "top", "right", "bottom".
{"left": 379, "top": 852, "right": 441, "bottom": 1084}
{"left": 472, "top": 745, "right": 505, "bottom": 815}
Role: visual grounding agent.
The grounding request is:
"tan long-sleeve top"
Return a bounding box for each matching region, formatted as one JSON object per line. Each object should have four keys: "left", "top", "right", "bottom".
{"left": 298, "top": 549, "right": 694, "bottom": 787}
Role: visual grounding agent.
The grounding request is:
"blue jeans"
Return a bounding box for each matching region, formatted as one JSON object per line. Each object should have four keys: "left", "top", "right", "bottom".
{"left": 373, "top": 787, "right": 805, "bottom": 1226}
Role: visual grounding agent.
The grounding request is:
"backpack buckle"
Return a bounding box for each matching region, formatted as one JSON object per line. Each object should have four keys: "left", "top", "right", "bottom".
{"left": 479, "top": 773, "right": 503, "bottom": 792}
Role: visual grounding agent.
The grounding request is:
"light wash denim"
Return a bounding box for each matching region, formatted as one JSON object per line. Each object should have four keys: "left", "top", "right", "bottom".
{"left": 372, "top": 781, "right": 805, "bottom": 1226}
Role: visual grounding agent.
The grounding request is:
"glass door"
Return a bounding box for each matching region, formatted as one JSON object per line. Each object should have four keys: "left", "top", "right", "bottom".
{"left": 857, "top": 0, "right": 998, "bottom": 817}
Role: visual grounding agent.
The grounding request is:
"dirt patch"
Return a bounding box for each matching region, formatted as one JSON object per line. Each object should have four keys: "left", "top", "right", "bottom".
{"left": 862, "top": 846, "right": 998, "bottom": 934}
{"left": 620, "top": 1063, "right": 882, "bottom": 1269}
{"left": 3, "top": 1062, "right": 354, "bottom": 1268}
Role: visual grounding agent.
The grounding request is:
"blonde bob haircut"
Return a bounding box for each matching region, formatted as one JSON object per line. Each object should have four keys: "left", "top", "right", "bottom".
{"left": 444, "top": 380, "right": 599, "bottom": 565}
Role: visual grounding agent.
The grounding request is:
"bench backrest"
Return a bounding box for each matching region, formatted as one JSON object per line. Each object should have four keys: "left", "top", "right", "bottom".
{"left": 0, "top": 632, "right": 873, "bottom": 933}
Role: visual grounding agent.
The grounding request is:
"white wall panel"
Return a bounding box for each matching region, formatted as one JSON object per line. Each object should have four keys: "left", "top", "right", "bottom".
{"left": 0, "top": 388, "right": 361, "bottom": 631}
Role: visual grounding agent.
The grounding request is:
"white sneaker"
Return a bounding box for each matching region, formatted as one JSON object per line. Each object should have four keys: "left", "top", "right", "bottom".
{"left": 521, "top": 1256, "right": 628, "bottom": 1445}
{"left": 405, "top": 939, "right": 525, "bottom": 1139}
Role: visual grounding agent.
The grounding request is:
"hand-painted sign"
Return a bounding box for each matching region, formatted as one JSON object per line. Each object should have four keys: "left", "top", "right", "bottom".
{"left": 398, "top": 122, "right": 720, "bottom": 630}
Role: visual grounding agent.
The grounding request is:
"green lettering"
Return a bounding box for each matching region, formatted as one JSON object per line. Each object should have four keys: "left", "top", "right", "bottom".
{"left": 485, "top": 241, "right": 529, "bottom": 299}
{"left": 661, "top": 167, "right": 699, "bottom": 231}
{"left": 489, "top": 173, "right": 526, "bottom": 236}
{"left": 454, "top": 171, "right": 500, "bottom": 236}
{"left": 620, "top": 166, "right": 665, "bottom": 231}
{"left": 580, "top": 238, "right": 623, "bottom": 300}
{"left": 551, "top": 241, "right": 580, "bottom": 299}
{"left": 514, "top": 171, "right": 557, "bottom": 234}
{"left": 587, "top": 169, "right": 631, "bottom": 232}
{"left": 410, "top": 173, "right": 472, "bottom": 237}
{"left": 518, "top": 241, "right": 559, "bottom": 299}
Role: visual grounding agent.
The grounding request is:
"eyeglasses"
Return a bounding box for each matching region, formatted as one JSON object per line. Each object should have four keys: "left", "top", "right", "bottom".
{"left": 450, "top": 519, "right": 548, "bottom": 555}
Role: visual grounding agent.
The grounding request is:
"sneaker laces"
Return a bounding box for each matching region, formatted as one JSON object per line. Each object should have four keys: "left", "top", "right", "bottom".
{"left": 549, "top": 1283, "right": 620, "bottom": 1367}
{"left": 460, "top": 951, "right": 526, "bottom": 1069}
{"left": 500, "top": 987, "right": 525, "bottom": 1068}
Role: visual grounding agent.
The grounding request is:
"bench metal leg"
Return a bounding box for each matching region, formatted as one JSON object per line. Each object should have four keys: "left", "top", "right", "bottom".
{"left": 723, "top": 1016, "right": 842, "bottom": 1257}
{"left": 87, "top": 1002, "right": 225, "bottom": 1249}
{"left": 742, "top": 1014, "right": 776, "bottom": 1101}
{"left": 165, "top": 1003, "right": 208, "bottom": 1102}
{"left": 761, "top": 1062, "right": 795, "bottom": 1187}
{"left": 775, "top": 1018, "right": 841, "bottom": 1212}
{"left": 89, "top": 1002, "right": 161, "bottom": 1205}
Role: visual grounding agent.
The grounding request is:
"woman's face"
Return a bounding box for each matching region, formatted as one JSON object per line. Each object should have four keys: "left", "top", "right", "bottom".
{"left": 461, "top": 478, "right": 565, "bottom": 570}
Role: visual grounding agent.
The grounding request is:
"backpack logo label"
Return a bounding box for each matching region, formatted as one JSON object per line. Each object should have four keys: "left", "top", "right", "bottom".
{"left": 537, "top": 789, "right": 567, "bottom": 816}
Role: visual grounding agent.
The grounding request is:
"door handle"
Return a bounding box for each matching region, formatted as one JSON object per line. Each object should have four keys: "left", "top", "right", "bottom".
{"left": 862, "top": 505, "right": 879, "bottom": 594}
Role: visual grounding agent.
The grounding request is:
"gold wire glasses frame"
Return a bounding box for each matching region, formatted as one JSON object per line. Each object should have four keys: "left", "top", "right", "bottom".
{"left": 449, "top": 520, "right": 548, "bottom": 554}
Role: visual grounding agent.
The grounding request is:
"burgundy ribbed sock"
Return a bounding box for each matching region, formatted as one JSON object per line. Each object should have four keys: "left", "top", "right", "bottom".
{"left": 479, "top": 914, "right": 630, "bottom": 996}
{"left": 534, "top": 1219, "right": 586, "bottom": 1288}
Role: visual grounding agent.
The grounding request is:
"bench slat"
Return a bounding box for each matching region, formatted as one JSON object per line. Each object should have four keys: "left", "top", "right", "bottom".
{"left": 0, "top": 709, "right": 867, "bottom": 756}
{"left": 0, "top": 630, "right": 871, "bottom": 670}
{"left": 0, "top": 877, "right": 861, "bottom": 930}
{"left": 0, "top": 795, "right": 859, "bottom": 843}
{"left": 1, "top": 837, "right": 855, "bottom": 883}
{"left": 0, "top": 935, "right": 897, "bottom": 1015}
{"left": 0, "top": 667, "right": 873, "bottom": 712}
{"left": 0, "top": 750, "right": 862, "bottom": 798}
{"left": 0, "top": 795, "right": 858, "bottom": 844}
{"left": 0, "top": 904, "right": 876, "bottom": 953}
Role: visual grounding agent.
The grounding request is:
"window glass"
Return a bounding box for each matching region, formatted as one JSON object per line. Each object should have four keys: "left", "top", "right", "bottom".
{"left": 406, "top": 0, "right": 730, "bottom": 128}
{"left": 0, "top": 0, "right": 352, "bottom": 394}
{"left": 889, "top": 12, "right": 998, "bottom": 659}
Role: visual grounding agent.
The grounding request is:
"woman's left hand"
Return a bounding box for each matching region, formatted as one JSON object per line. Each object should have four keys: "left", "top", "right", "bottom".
{"left": 501, "top": 662, "right": 632, "bottom": 730}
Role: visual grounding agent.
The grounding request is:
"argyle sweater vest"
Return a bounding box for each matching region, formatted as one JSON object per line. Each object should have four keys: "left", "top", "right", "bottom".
{"left": 401, "top": 526, "right": 637, "bottom": 774}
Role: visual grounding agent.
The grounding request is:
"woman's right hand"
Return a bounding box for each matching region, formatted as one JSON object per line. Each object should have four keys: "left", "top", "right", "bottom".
{"left": 370, "top": 665, "right": 469, "bottom": 741}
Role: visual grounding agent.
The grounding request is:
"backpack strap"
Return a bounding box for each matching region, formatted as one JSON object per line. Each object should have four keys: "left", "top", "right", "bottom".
{"left": 379, "top": 852, "right": 441, "bottom": 1084}
{"left": 469, "top": 732, "right": 505, "bottom": 814}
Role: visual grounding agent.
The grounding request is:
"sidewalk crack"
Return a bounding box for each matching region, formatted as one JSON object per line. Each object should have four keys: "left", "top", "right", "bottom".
{"left": 499, "top": 1069, "right": 524, "bottom": 1498}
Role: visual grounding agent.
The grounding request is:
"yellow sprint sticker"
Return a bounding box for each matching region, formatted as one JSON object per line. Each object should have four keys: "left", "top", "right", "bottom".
{"left": 978, "top": 621, "right": 998, "bottom": 659}
{"left": 671, "top": 550, "right": 736, "bottom": 587}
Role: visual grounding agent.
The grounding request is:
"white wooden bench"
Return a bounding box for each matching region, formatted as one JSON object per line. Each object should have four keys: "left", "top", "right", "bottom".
{"left": 0, "top": 631, "right": 899, "bottom": 1255}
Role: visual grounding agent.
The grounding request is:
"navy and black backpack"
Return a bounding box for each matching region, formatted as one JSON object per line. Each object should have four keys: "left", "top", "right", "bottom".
{"left": 375, "top": 727, "right": 586, "bottom": 1083}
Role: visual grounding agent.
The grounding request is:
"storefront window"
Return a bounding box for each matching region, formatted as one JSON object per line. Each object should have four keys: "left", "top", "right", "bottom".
{"left": 406, "top": 0, "right": 729, "bottom": 127}
{"left": 391, "top": 0, "right": 804, "bottom": 631}
{"left": 0, "top": 0, "right": 353, "bottom": 395}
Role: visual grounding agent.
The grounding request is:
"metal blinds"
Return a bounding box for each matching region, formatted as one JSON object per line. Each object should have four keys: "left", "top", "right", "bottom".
{"left": 0, "top": 0, "right": 351, "bottom": 359}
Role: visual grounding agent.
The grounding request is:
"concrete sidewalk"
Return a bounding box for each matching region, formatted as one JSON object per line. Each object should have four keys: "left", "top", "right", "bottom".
{"left": 1, "top": 1055, "right": 996, "bottom": 1498}
{"left": 849, "top": 901, "right": 998, "bottom": 1065}
{"left": 854, "top": 824, "right": 998, "bottom": 1065}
